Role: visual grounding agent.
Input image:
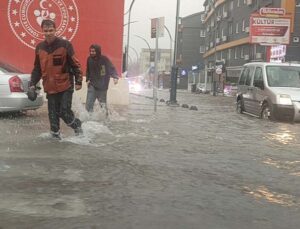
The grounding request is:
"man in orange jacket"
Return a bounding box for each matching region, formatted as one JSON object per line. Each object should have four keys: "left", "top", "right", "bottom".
{"left": 30, "top": 19, "right": 83, "bottom": 139}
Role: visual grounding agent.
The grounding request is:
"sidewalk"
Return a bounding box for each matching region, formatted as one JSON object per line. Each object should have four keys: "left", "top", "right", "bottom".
{"left": 131, "top": 88, "right": 236, "bottom": 109}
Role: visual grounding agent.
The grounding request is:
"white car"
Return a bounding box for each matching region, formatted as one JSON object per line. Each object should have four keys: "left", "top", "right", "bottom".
{"left": 0, "top": 66, "right": 43, "bottom": 112}
{"left": 236, "top": 62, "right": 300, "bottom": 122}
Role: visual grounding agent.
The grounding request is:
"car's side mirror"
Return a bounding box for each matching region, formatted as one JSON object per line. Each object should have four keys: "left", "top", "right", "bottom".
{"left": 254, "top": 80, "right": 264, "bottom": 90}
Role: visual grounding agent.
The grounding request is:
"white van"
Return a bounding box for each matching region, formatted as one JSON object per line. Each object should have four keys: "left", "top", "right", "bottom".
{"left": 236, "top": 62, "right": 300, "bottom": 122}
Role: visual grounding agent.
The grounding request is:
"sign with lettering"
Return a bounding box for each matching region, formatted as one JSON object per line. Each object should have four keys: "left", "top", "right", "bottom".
{"left": 250, "top": 15, "right": 291, "bottom": 45}
{"left": 259, "top": 8, "right": 286, "bottom": 17}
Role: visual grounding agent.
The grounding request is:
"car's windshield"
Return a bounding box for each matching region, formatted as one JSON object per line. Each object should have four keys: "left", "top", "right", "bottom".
{"left": 0, "top": 67, "right": 9, "bottom": 74}
{"left": 266, "top": 66, "right": 300, "bottom": 88}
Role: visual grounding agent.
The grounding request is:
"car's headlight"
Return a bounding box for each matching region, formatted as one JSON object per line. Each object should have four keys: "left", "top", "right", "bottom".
{"left": 278, "top": 94, "right": 292, "bottom": 105}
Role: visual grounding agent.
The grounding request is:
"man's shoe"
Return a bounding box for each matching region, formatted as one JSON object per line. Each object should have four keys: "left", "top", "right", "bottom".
{"left": 74, "top": 127, "right": 83, "bottom": 136}
{"left": 51, "top": 131, "right": 61, "bottom": 140}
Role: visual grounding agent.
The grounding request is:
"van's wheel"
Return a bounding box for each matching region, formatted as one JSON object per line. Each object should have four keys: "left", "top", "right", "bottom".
{"left": 236, "top": 99, "right": 244, "bottom": 114}
{"left": 261, "top": 103, "right": 274, "bottom": 120}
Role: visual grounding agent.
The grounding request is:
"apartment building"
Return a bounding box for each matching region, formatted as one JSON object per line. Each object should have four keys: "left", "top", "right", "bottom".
{"left": 183, "top": 0, "right": 300, "bottom": 91}
{"left": 177, "top": 12, "right": 206, "bottom": 89}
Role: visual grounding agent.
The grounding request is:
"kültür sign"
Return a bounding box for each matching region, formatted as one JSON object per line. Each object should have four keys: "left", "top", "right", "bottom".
{"left": 250, "top": 8, "right": 291, "bottom": 45}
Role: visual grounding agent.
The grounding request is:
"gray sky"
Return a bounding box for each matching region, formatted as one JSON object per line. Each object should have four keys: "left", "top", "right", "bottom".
{"left": 124, "top": 0, "right": 205, "bottom": 61}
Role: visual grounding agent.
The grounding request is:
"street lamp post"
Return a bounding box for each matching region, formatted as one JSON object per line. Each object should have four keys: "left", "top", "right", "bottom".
{"left": 129, "top": 46, "right": 139, "bottom": 62}
{"left": 169, "top": 0, "right": 180, "bottom": 105}
{"left": 125, "top": 0, "right": 136, "bottom": 72}
{"left": 134, "top": 34, "right": 151, "bottom": 51}
{"left": 164, "top": 25, "right": 173, "bottom": 72}
{"left": 208, "top": 0, "right": 219, "bottom": 96}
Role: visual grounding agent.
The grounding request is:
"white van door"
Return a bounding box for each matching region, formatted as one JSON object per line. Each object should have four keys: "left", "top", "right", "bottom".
{"left": 252, "top": 66, "right": 265, "bottom": 116}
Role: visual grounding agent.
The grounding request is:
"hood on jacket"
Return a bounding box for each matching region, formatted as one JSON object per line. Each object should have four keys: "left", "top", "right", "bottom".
{"left": 90, "top": 44, "right": 102, "bottom": 58}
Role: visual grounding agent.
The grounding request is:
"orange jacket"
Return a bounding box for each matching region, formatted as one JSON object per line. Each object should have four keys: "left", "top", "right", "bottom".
{"left": 31, "top": 37, "right": 82, "bottom": 94}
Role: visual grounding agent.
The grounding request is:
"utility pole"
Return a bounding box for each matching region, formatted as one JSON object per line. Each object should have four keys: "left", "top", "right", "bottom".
{"left": 169, "top": 0, "right": 180, "bottom": 105}
{"left": 125, "top": 0, "right": 136, "bottom": 72}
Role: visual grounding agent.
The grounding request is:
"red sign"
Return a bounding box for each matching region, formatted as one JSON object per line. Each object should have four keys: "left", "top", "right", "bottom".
{"left": 260, "top": 8, "right": 286, "bottom": 16}
{"left": 250, "top": 15, "right": 291, "bottom": 45}
{"left": 0, "top": 0, "right": 124, "bottom": 74}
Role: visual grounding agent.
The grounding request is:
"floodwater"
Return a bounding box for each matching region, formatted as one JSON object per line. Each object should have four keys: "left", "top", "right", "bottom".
{"left": 0, "top": 92, "right": 299, "bottom": 229}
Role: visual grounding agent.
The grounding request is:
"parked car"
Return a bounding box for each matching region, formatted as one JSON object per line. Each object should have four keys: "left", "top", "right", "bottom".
{"left": 0, "top": 65, "right": 43, "bottom": 113}
{"left": 236, "top": 62, "right": 300, "bottom": 122}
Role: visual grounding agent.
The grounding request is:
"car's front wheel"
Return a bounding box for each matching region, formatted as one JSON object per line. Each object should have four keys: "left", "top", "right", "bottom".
{"left": 261, "top": 103, "right": 274, "bottom": 121}
{"left": 236, "top": 99, "right": 244, "bottom": 114}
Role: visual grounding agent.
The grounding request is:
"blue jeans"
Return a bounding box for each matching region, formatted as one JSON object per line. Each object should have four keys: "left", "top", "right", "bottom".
{"left": 86, "top": 85, "right": 107, "bottom": 112}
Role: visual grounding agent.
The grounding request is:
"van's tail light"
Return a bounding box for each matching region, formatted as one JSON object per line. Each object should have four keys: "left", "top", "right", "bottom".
{"left": 9, "top": 75, "right": 24, "bottom": 92}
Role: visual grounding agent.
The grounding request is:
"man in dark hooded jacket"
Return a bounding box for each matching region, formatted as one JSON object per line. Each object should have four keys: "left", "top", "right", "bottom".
{"left": 86, "top": 44, "right": 119, "bottom": 114}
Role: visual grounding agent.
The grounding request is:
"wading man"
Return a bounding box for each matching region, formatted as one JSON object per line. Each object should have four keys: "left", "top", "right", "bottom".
{"left": 85, "top": 44, "right": 119, "bottom": 116}
{"left": 30, "top": 19, "right": 83, "bottom": 139}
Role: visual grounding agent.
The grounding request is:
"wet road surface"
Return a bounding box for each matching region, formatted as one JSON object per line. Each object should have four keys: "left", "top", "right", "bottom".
{"left": 0, "top": 91, "right": 300, "bottom": 229}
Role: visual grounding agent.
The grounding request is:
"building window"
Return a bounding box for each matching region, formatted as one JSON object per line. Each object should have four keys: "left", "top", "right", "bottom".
{"left": 200, "top": 30, "right": 206, "bottom": 37}
{"left": 221, "top": 28, "right": 225, "bottom": 37}
{"left": 230, "top": 0, "right": 234, "bottom": 10}
{"left": 297, "top": 0, "right": 300, "bottom": 6}
{"left": 241, "top": 47, "right": 244, "bottom": 58}
{"left": 236, "top": 22, "right": 239, "bottom": 33}
{"left": 228, "top": 49, "right": 231, "bottom": 59}
{"left": 242, "top": 19, "right": 245, "bottom": 31}
{"left": 235, "top": 47, "right": 238, "bottom": 59}
{"left": 237, "top": 0, "right": 240, "bottom": 7}
{"left": 223, "top": 4, "right": 226, "bottom": 14}
{"left": 229, "top": 23, "right": 233, "bottom": 35}
{"left": 200, "top": 46, "right": 205, "bottom": 53}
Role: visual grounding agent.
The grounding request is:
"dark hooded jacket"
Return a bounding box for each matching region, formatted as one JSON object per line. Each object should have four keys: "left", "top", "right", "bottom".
{"left": 86, "top": 44, "right": 118, "bottom": 90}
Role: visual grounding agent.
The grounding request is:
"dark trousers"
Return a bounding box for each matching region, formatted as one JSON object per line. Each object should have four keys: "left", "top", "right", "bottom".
{"left": 47, "top": 88, "right": 81, "bottom": 133}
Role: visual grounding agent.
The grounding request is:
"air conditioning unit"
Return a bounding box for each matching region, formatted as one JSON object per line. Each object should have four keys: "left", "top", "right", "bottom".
{"left": 244, "top": 54, "right": 250, "bottom": 60}
{"left": 216, "top": 38, "right": 220, "bottom": 44}
{"left": 216, "top": 16, "right": 221, "bottom": 22}
{"left": 223, "top": 12, "right": 228, "bottom": 18}
{"left": 256, "top": 52, "right": 262, "bottom": 59}
{"left": 247, "top": 0, "right": 253, "bottom": 6}
{"left": 245, "top": 27, "right": 250, "bottom": 33}
{"left": 293, "top": 37, "right": 300, "bottom": 43}
{"left": 222, "top": 36, "right": 228, "bottom": 41}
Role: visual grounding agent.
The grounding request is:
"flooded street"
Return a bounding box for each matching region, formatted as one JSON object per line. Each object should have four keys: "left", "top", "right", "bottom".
{"left": 0, "top": 92, "right": 300, "bottom": 229}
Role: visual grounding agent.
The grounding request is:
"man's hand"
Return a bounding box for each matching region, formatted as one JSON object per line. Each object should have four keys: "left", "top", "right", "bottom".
{"left": 29, "top": 85, "right": 36, "bottom": 90}
{"left": 113, "top": 78, "right": 118, "bottom": 85}
{"left": 75, "top": 84, "right": 82, "bottom": 90}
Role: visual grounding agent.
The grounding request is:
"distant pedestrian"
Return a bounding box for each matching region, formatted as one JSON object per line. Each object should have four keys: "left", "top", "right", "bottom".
{"left": 85, "top": 44, "right": 119, "bottom": 115}
{"left": 29, "top": 19, "right": 83, "bottom": 139}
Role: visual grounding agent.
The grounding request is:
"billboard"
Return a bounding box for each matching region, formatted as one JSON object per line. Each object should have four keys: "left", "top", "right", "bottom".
{"left": 0, "top": 0, "right": 124, "bottom": 74}
{"left": 250, "top": 15, "right": 291, "bottom": 45}
{"left": 250, "top": 8, "right": 292, "bottom": 46}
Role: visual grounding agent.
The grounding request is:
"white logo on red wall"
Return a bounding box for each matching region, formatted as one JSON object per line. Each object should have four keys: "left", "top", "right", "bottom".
{"left": 8, "top": 0, "right": 79, "bottom": 49}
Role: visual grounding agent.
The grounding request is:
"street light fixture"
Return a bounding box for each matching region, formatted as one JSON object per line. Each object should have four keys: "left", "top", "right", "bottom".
{"left": 134, "top": 34, "right": 151, "bottom": 52}
{"left": 125, "top": 0, "right": 136, "bottom": 73}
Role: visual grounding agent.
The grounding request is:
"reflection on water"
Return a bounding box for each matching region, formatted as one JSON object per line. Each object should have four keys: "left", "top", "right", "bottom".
{"left": 243, "top": 186, "right": 297, "bottom": 207}
{"left": 266, "top": 128, "right": 295, "bottom": 145}
{"left": 263, "top": 158, "right": 300, "bottom": 176}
